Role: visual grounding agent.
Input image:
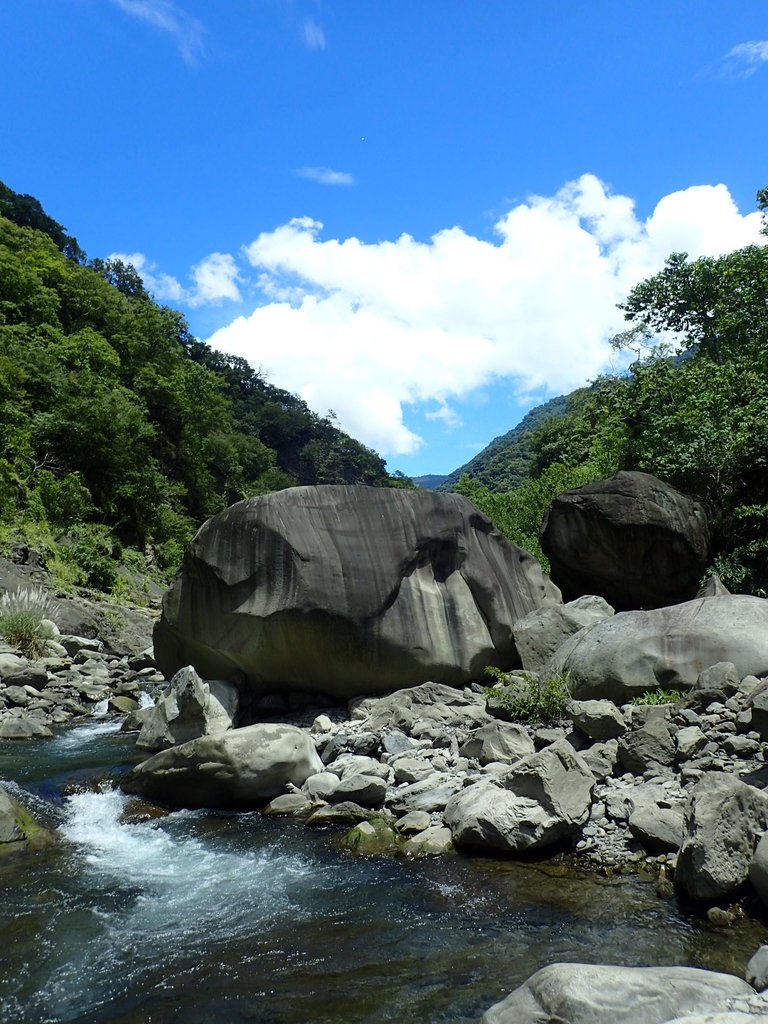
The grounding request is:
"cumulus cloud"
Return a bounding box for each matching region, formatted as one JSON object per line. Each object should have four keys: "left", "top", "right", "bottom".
{"left": 108, "top": 251, "right": 241, "bottom": 306}
{"left": 296, "top": 166, "right": 354, "bottom": 187}
{"left": 302, "top": 17, "right": 326, "bottom": 50}
{"left": 110, "top": 0, "right": 204, "bottom": 65}
{"left": 718, "top": 40, "right": 768, "bottom": 77}
{"left": 205, "top": 176, "right": 762, "bottom": 457}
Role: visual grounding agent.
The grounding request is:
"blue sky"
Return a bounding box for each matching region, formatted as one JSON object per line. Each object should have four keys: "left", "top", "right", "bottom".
{"left": 3, "top": 1, "right": 767, "bottom": 477}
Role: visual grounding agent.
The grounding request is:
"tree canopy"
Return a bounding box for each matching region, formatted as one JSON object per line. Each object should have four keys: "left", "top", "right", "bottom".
{"left": 0, "top": 180, "right": 408, "bottom": 594}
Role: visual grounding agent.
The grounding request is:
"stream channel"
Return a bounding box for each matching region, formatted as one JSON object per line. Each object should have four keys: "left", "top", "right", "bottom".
{"left": 2, "top": 719, "right": 767, "bottom": 1024}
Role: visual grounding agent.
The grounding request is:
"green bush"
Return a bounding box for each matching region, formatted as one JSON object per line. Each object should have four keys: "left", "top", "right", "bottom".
{"left": 484, "top": 666, "right": 571, "bottom": 724}
{"left": 631, "top": 688, "right": 686, "bottom": 706}
{"left": 0, "top": 585, "right": 56, "bottom": 658}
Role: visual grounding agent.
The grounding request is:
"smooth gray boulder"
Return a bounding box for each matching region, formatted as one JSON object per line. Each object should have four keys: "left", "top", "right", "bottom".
{"left": 136, "top": 665, "right": 239, "bottom": 751}
{"left": 539, "top": 471, "right": 711, "bottom": 610}
{"left": 154, "top": 486, "right": 560, "bottom": 699}
{"left": 121, "top": 724, "right": 323, "bottom": 809}
{"left": 444, "top": 739, "right": 594, "bottom": 853}
{"left": 513, "top": 595, "right": 614, "bottom": 671}
{"left": 459, "top": 720, "right": 535, "bottom": 765}
{"left": 548, "top": 596, "right": 768, "bottom": 702}
{"left": 676, "top": 773, "right": 768, "bottom": 901}
{"left": 481, "top": 963, "right": 753, "bottom": 1024}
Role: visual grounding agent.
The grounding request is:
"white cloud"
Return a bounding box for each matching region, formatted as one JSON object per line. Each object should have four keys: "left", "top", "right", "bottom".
{"left": 204, "top": 177, "right": 762, "bottom": 457}
{"left": 296, "top": 166, "right": 354, "bottom": 187}
{"left": 303, "top": 17, "right": 326, "bottom": 51}
{"left": 110, "top": 0, "right": 204, "bottom": 65}
{"left": 188, "top": 252, "right": 242, "bottom": 307}
{"left": 108, "top": 251, "right": 241, "bottom": 306}
{"left": 719, "top": 40, "right": 768, "bottom": 77}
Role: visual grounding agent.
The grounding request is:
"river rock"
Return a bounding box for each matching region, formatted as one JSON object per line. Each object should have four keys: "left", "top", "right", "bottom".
{"left": 627, "top": 784, "right": 685, "bottom": 854}
{"left": 402, "top": 825, "right": 453, "bottom": 857}
{"left": 136, "top": 665, "right": 238, "bottom": 751}
{"left": 121, "top": 723, "right": 323, "bottom": 808}
{"left": 618, "top": 717, "right": 677, "bottom": 774}
{"left": 539, "top": 471, "right": 711, "bottom": 610}
{"left": 0, "top": 784, "right": 51, "bottom": 851}
{"left": 329, "top": 773, "right": 387, "bottom": 807}
{"left": 548, "top": 596, "right": 768, "bottom": 703}
{"left": 481, "top": 963, "right": 754, "bottom": 1024}
{"left": 568, "top": 698, "right": 626, "bottom": 740}
{"left": 153, "top": 486, "right": 560, "bottom": 699}
{"left": 387, "top": 773, "right": 464, "bottom": 815}
{"left": 352, "top": 682, "right": 491, "bottom": 738}
{"left": 745, "top": 944, "right": 768, "bottom": 992}
{"left": 675, "top": 773, "right": 768, "bottom": 901}
{"left": 513, "top": 595, "right": 615, "bottom": 671}
{"left": 459, "top": 720, "right": 536, "bottom": 764}
{"left": 444, "top": 739, "right": 594, "bottom": 853}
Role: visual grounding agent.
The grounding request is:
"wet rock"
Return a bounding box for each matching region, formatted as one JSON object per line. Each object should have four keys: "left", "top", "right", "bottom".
{"left": 341, "top": 818, "right": 399, "bottom": 855}
{"left": 329, "top": 773, "right": 387, "bottom": 807}
{"left": 262, "top": 793, "right": 313, "bottom": 816}
{"left": 136, "top": 665, "right": 239, "bottom": 751}
{"left": 402, "top": 825, "right": 453, "bottom": 857}
{"left": 121, "top": 723, "right": 323, "bottom": 808}
{"left": 0, "top": 785, "right": 51, "bottom": 852}
{"left": 394, "top": 810, "right": 432, "bottom": 835}
{"left": 304, "top": 802, "right": 381, "bottom": 827}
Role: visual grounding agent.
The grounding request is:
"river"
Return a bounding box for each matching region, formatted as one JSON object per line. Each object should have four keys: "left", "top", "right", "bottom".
{"left": 1, "top": 720, "right": 766, "bottom": 1023}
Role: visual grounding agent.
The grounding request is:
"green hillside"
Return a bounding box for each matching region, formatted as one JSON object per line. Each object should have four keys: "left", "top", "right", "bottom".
{"left": 0, "top": 182, "right": 407, "bottom": 595}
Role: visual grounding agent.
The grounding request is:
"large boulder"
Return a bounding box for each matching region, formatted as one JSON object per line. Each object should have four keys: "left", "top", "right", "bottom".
{"left": 351, "top": 682, "right": 491, "bottom": 741}
{"left": 539, "top": 471, "right": 711, "bottom": 610}
{"left": 121, "top": 724, "right": 323, "bottom": 809}
{"left": 675, "top": 773, "right": 768, "bottom": 901}
{"left": 548, "top": 596, "right": 768, "bottom": 703}
{"left": 153, "top": 486, "right": 560, "bottom": 700}
{"left": 481, "top": 963, "right": 754, "bottom": 1024}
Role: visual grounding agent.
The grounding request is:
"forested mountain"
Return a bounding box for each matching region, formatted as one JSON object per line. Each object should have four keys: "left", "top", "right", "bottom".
{"left": 0, "top": 182, "right": 407, "bottom": 594}
{"left": 437, "top": 393, "right": 573, "bottom": 492}
{"left": 450, "top": 190, "right": 768, "bottom": 595}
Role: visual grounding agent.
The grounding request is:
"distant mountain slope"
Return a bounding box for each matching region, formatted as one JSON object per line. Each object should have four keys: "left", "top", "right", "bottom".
{"left": 438, "top": 394, "right": 572, "bottom": 492}
{"left": 413, "top": 474, "right": 449, "bottom": 490}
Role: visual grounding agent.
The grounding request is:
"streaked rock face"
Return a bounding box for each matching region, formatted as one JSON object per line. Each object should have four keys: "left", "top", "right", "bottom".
{"left": 154, "top": 485, "right": 560, "bottom": 699}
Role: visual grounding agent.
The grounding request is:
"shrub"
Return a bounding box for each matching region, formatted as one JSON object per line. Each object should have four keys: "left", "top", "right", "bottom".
{"left": 484, "top": 666, "right": 571, "bottom": 724}
{"left": 631, "top": 688, "right": 686, "bottom": 706}
{"left": 0, "top": 586, "right": 56, "bottom": 658}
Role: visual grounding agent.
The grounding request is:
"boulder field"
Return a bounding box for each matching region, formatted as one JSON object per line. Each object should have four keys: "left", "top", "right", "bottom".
{"left": 153, "top": 485, "right": 560, "bottom": 699}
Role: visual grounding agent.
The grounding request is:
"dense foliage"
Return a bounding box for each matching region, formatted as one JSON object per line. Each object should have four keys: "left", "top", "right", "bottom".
{"left": 453, "top": 192, "right": 768, "bottom": 595}
{"left": 0, "top": 182, "right": 406, "bottom": 594}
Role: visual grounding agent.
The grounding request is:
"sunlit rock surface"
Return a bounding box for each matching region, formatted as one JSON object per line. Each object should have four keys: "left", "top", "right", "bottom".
{"left": 154, "top": 485, "right": 560, "bottom": 698}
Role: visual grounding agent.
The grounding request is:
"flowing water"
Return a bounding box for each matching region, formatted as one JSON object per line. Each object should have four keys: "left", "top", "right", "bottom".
{"left": 1, "top": 722, "right": 767, "bottom": 1024}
